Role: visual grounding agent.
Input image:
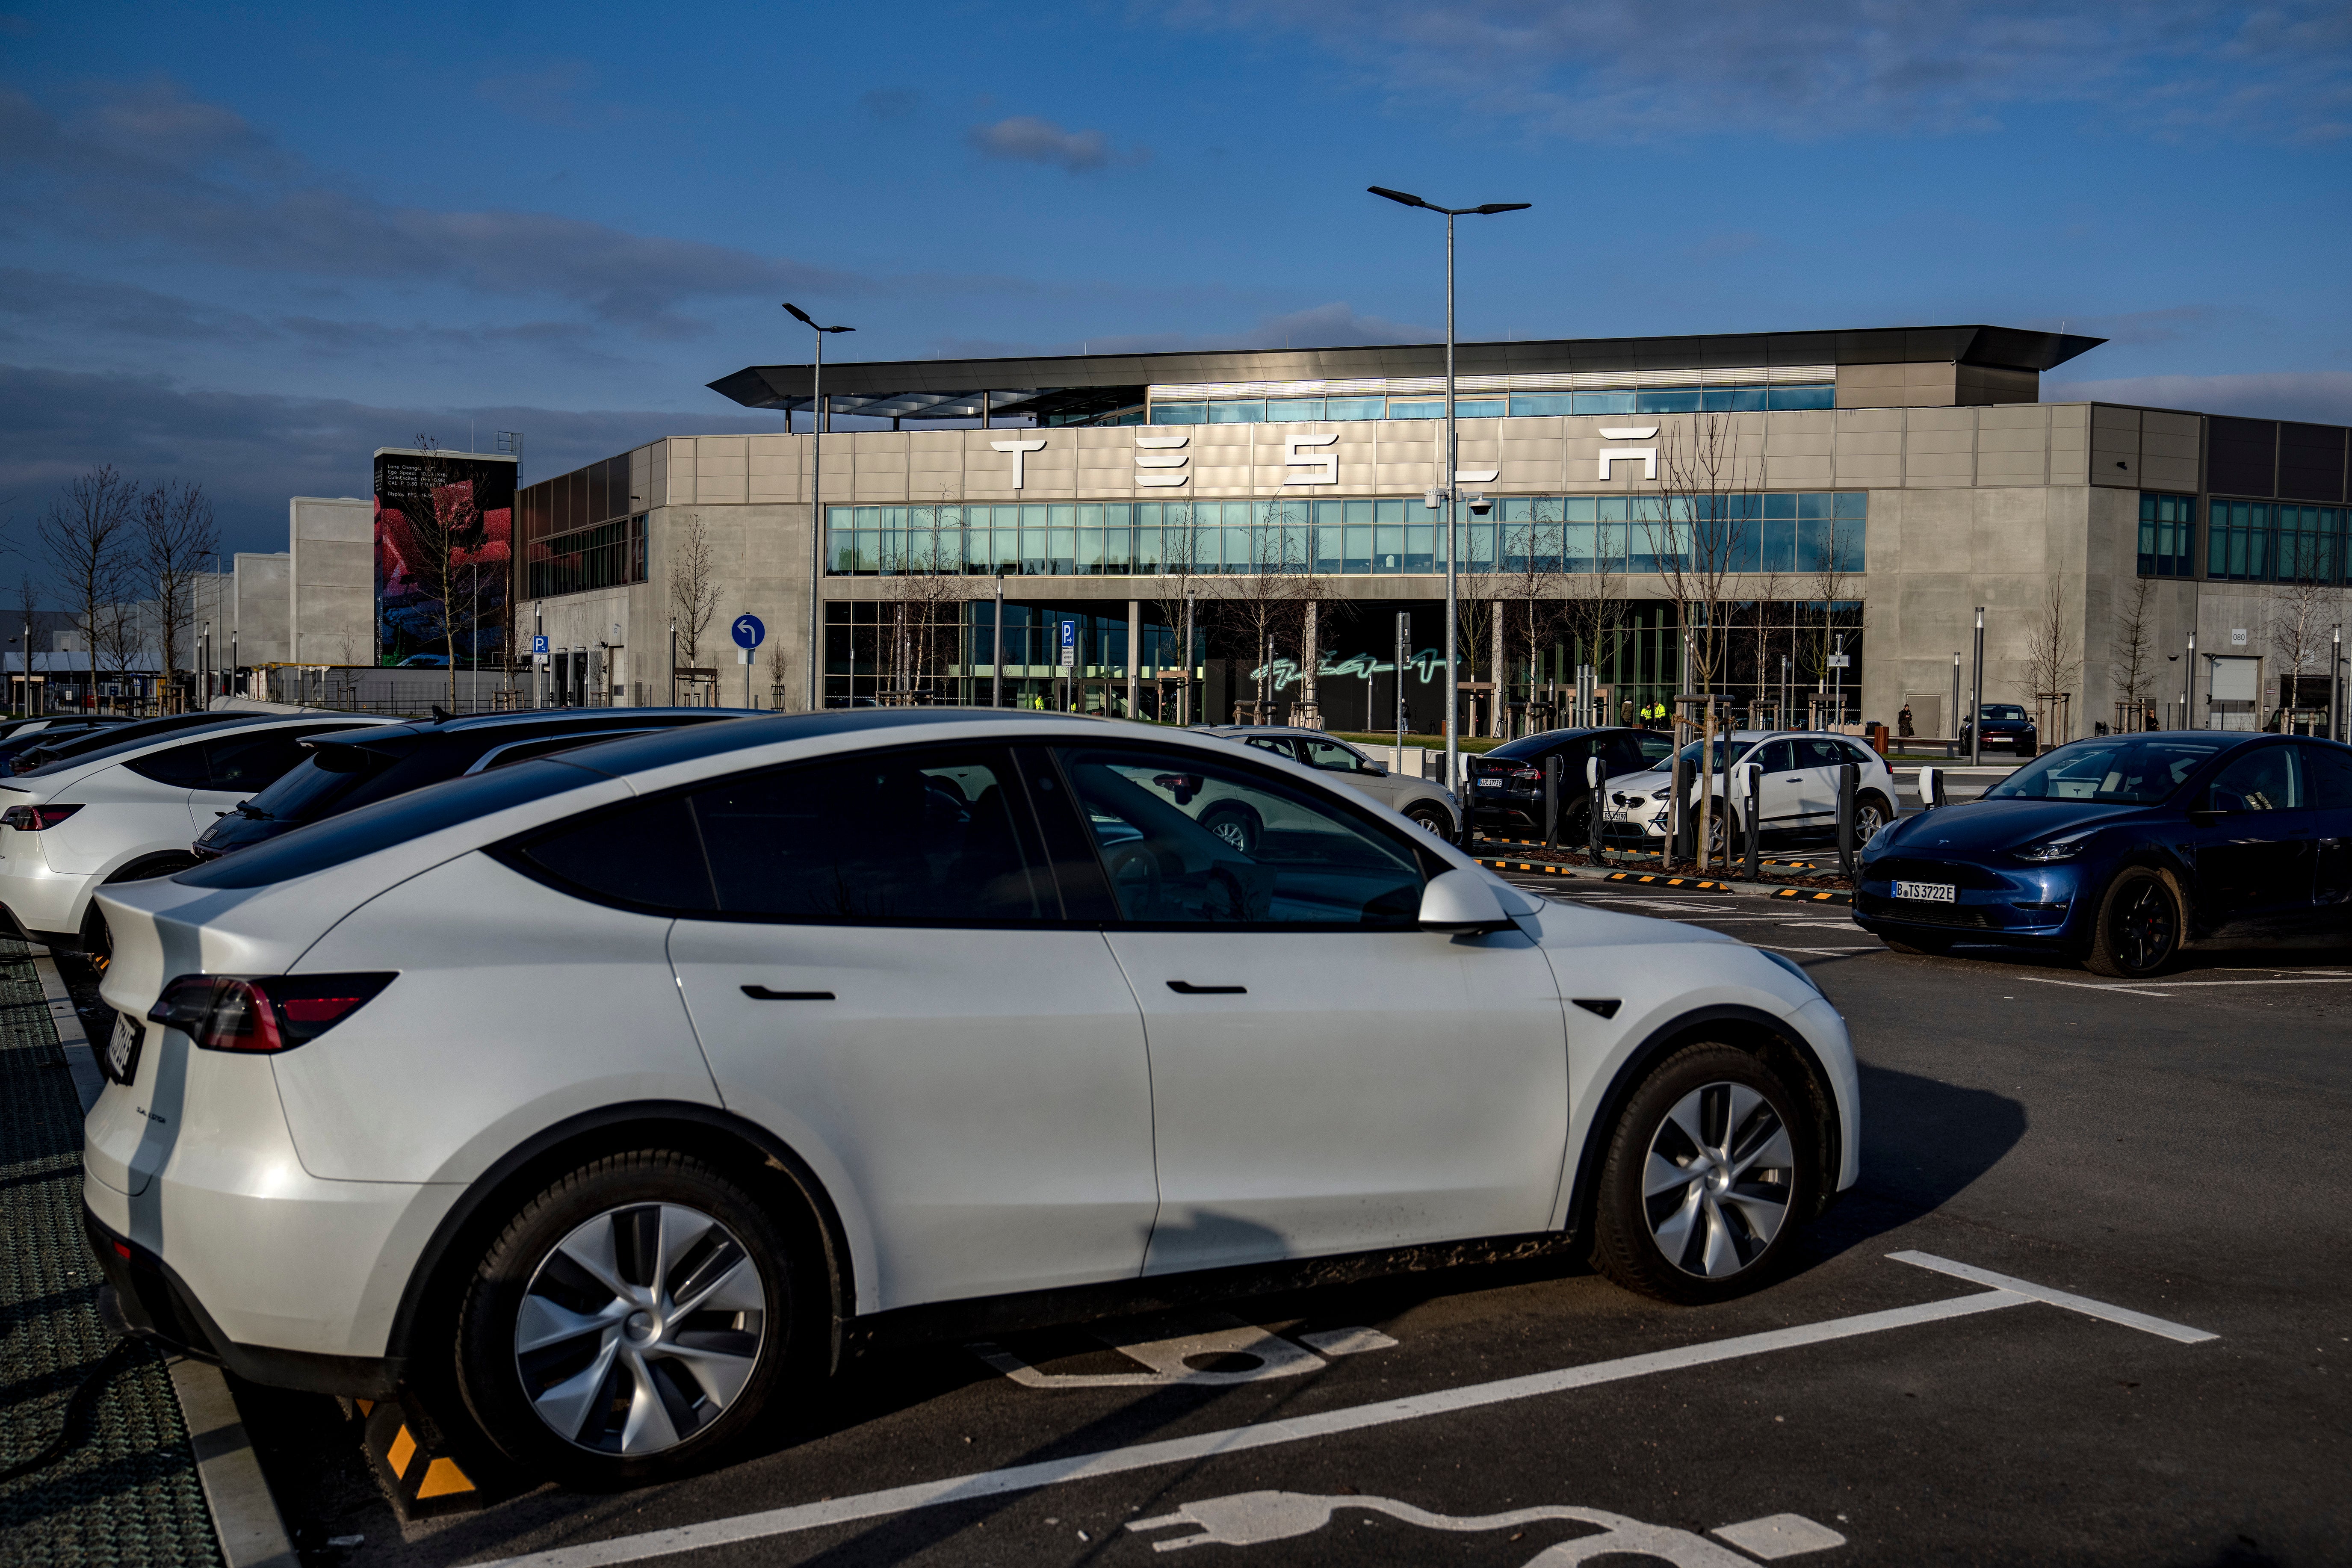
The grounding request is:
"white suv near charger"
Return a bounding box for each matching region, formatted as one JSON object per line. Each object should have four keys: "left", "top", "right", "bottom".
{"left": 84, "top": 709, "right": 1857, "bottom": 1488}
{"left": 0, "top": 713, "right": 390, "bottom": 960}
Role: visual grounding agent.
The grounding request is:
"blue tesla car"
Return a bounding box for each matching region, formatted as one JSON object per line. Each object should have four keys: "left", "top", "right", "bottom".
{"left": 1854, "top": 730, "right": 2352, "bottom": 979}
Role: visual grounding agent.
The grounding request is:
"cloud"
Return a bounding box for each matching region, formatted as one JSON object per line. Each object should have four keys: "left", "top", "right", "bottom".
{"left": 926, "top": 300, "right": 1436, "bottom": 359}
{"left": 0, "top": 363, "right": 790, "bottom": 574}
{"left": 0, "top": 80, "right": 863, "bottom": 337}
{"left": 476, "top": 60, "right": 615, "bottom": 128}
{"left": 966, "top": 115, "right": 1131, "bottom": 172}
{"left": 861, "top": 87, "right": 922, "bottom": 120}
{"left": 1170, "top": 0, "right": 2352, "bottom": 143}
{"left": 2045, "top": 370, "right": 2352, "bottom": 425}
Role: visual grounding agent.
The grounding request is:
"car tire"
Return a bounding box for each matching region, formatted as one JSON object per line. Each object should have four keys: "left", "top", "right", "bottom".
{"left": 1878, "top": 933, "right": 1953, "bottom": 956}
{"left": 2083, "top": 866, "right": 2183, "bottom": 979}
{"left": 454, "top": 1150, "right": 805, "bottom": 1486}
{"left": 1853, "top": 792, "right": 1892, "bottom": 844}
{"left": 1702, "top": 806, "right": 1738, "bottom": 865}
{"left": 1404, "top": 802, "right": 1453, "bottom": 839}
{"left": 1199, "top": 803, "right": 1262, "bottom": 854}
{"left": 1589, "top": 1042, "right": 1817, "bottom": 1305}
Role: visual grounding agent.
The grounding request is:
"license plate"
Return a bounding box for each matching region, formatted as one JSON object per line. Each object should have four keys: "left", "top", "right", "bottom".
{"left": 104, "top": 1013, "right": 144, "bottom": 1085}
{"left": 1895, "top": 880, "right": 1956, "bottom": 904}
{"left": 1477, "top": 779, "right": 1503, "bottom": 790}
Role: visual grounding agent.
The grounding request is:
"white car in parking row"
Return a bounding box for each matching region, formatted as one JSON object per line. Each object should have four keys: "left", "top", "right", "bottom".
{"left": 1601, "top": 730, "right": 1898, "bottom": 856}
{"left": 85, "top": 710, "right": 1858, "bottom": 1487}
{"left": 0, "top": 713, "right": 391, "bottom": 960}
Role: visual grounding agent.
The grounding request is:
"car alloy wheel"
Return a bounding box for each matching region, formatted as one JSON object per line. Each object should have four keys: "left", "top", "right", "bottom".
{"left": 1641, "top": 1082, "right": 1797, "bottom": 1279}
{"left": 514, "top": 1202, "right": 768, "bottom": 1457}
{"left": 2086, "top": 867, "right": 2181, "bottom": 978}
{"left": 1406, "top": 803, "right": 1451, "bottom": 837}
{"left": 1852, "top": 797, "right": 1888, "bottom": 842}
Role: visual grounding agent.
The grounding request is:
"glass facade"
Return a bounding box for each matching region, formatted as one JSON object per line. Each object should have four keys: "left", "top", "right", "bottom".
{"left": 527, "top": 514, "right": 648, "bottom": 598}
{"left": 827, "top": 493, "right": 1865, "bottom": 579}
{"left": 2137, "top": 493, "right": 2195, "bottom": 578}
{"left": 1147, "top": 384, "right": 1835, "bottom": 424}
{"left": 2207, "top": 497, "right": 2351, "bottom": 584}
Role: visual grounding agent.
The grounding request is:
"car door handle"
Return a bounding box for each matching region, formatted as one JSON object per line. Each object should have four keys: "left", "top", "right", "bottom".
{"left": 1167, "top": 980, "right": 1247, "bottom": 995}
{"left": 742, "top": 986, "right": 836, "bottom": 1001}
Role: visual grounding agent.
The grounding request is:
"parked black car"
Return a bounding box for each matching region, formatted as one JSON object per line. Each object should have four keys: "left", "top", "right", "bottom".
{"left": 1467, "top": 726, "right": 1675, "bottom": 839}
{"left": 1959, "top": 702, "right": 2039, "bottom": 757}
{"left": 0, "top": 715, "right": 133, "bottom": 772}
{"left": 191, "top": 708, "right": 757, "bottom": 859}
{"left": 1856, "top": 729, "right": 2352, "bottom": 978}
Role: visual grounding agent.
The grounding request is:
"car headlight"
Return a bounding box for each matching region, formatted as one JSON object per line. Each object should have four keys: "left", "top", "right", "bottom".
{"left": 2015, "top": 836, "right": 2088, "bottom": 862}
{"left": 1651, "top": 788, "right": 1672, "bottom": 801}
{"left": 1760, "top": 950, "right": 1823, "bottom": 995}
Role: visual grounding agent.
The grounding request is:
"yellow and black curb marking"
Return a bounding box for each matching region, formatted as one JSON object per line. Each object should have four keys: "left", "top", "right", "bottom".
{"left": 360, "top": 1393, "right": 489, "bottom": 1518}
{"left": 1771, "top": 887, "right": 1855, "bottom": 906}
{"left": 1477, "top": 857, "right": 1581, "bottom": 878}
{"left": 1602, "top": 872, "right": 1734, "bottom": 892}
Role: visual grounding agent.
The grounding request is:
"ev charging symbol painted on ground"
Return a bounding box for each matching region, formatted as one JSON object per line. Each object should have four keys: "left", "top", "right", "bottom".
{"left": 970, "top": 1311, "right": 1397, "bottom": 1388}
{"left": 1129, "top": 1492, "right": 1846, "bottom": 1562}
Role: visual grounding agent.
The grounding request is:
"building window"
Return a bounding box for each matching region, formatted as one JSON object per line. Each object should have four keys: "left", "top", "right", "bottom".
{"left": 1147, "top": 384, "right": 1837, "bottom": 425}
{"left": 2138, "top": 492, "right": 2196, "bottom": 578}
{"left": 825, "top": 493, "right": 1865, "bottom": 579}
{"left": 528, "top": 514, "right": 647, "bottom": 598}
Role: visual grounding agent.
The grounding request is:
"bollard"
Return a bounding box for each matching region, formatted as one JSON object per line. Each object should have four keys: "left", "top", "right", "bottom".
{"left": 1672, "top": 756, "right": 1694, "bottom": 867}
{"left": 1742, "top": 762, "right": 1762, "bottom": 882}
{"left": 1587, "top": 754, "right": 1607, "bottom": 866}
{"left": 1918, "top": 764, "right": 1945, "bottom": 808}
{"left": 1543, "top": 753, "right": 1561, "bottom": 848}
{"left": 1836, "top": 760, "right": 1859, "bottom": 880}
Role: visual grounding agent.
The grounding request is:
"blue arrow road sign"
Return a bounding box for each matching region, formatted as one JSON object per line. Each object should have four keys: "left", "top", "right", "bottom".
{"left": 732, "top": 614, "right": 766, "bottom": 650}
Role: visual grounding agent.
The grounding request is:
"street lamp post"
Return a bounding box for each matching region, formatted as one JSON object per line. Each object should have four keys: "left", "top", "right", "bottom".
{"left": 2184, "top": 630, "right": 2196, "bottom": 731}
{"left": 992, "top": 568, "right": 1006, "bottom": 710}
{"left": 783, "top": 303, "right": 856, "bottom": 713}
{"left": 1369, "top": 186, "right": 1530, "bottom": 819}
{"left": 1950, "top": 650, "right": 1961, "bottom": 750}
{"left": 1969, "top": 607, "right": 1986, "bottom": 765}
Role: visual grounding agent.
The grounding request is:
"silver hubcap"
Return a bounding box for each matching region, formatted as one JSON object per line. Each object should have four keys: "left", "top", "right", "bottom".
{"left": 1210, "top": 818, "right": 1249, "bottom": 849}
{"left": 1643, "top": 1081, "right": 1797, "bottom": 1278}
{"left": 1856, "top": 804, "right": 1885, "bottom": 839}
{"left": 514, "top": 1203, "right": 767, "bottom": 1456}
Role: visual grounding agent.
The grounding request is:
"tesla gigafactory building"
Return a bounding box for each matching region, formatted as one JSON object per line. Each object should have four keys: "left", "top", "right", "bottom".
{"left": 509, "top": 324, "right": 2352, "bottom": 742}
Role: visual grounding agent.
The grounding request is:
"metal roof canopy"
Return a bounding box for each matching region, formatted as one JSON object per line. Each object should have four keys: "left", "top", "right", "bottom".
{"left": 708, "top": 324, "right": 2106, "bottom": 423}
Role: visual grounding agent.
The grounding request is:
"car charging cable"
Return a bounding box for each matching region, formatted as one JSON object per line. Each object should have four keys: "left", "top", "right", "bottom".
{"left": 0, "top": 1334, "right": 148, "bottom": 1482}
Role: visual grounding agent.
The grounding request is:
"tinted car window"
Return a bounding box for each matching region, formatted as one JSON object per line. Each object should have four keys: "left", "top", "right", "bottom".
{"left": 239, "top": 753, "right": 379, "bottom": 823}
{"left": 2205, "top": 745, "right": 2302, "bottom": 812}
{"left": 125, "top": 739, "right": 212, "bottom": 788}
{"left": 1979, "top": 705, "right": 2029, "bottom": 721}
{"left": 179, "top": 759, "right": 608, "bottom": 889}
{"left": 688, "top": 749, "right": 1042, "bottom": 921}
{"left": 1634, "top": 733, "right": 1674, "bottom": 766}
{"left": 1243, "top": 736, "right": 1297, "bottom": 760}
{"left": 514, "top": 795, "right": 717, "bottom": 912}
{"left": 1986, "top": 736, "right": 2225, "bottom": 804}
{"left": 2299, "top": 744, "right": 2352, "bottom": 810}
{"left": 1058, "top": 746, "right": 1423, "bottom": 927}
{"left": 1795, "top": 738, "right": 1847, "bottom": 768}
{"left": 1754, "top": 739, "right": 1800, "bottom": 773}
{"left": 1298, "top": 738, "right": 1368, "bottom": 773}
{"left": 205, "top": 726, "right": 360, "bottom": 790}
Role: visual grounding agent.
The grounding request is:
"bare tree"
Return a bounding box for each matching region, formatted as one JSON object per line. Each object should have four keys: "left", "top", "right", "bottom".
{"left": 668, "top": 511, "right": 723, "bottom": 678}
{"left": 2020, "top": 578, "right": 2084, "bottom": 743}
{"left": 1206, "top": 501, "right": 1313, "bottom": 723}
{"left": 1147, "top": 502, "right": 1208, "bottom": 723}
{"left": 1647, "top": 414, "right": 1756, "bottom": 703}
{"left": 1797, "top": 514, "right": 1865, "bottom": 721}
{"left": 2110, "top": 575, "right": 2160, "bottom": 732}
{"left": 2265, "top": 574, "right": 2340, "bottom": 728}
{"left": 139, "top": 479, "right": 216, "bottom": 713}
{"left": 1496, "top": 512, "right": 1564, "bottom": 737}
{"left": 1558, "top": 516, "right": 1628, "bottom": 726}
{"left": 40, "top": 465, "right": 137, "bottom": 718}
{"left": 878, "top": 501, "right": 969, "bottom": 703}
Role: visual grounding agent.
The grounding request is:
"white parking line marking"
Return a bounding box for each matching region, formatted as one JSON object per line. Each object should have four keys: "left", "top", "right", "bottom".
{"left": 973, "top": 1314, "right": 1365, "bottom": 1389}
{"left": 1890, "top": 1251, "right": 2216, "bottom": 1344}
{"left": 1297, "top": 1326, "right": 1398, "bottom": 1356}
{"left": 1714, "top": 1512, "right": 1850, "bottom": 1560}
{"left": 1129, "top": 1490, "right": 1826, "bottom": 1560}
{"left": 2016, "top": 973, "right": 2352, "bottom": 998}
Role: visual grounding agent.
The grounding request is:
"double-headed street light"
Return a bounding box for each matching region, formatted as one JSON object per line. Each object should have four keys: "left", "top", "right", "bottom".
{"left": 783, "top": 302, "right": 855, "bottom": 712}
{"left": 1368, "top": 186, "right": 1530, "bottom": 818}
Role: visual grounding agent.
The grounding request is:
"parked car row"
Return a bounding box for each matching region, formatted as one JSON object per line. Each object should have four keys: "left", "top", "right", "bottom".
{"left": 76, "top": 707, "right": 1858, "bottom": 1490}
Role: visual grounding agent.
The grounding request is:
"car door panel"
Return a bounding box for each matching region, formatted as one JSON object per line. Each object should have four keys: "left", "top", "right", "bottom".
{"left": 2191, "top": 744, "right": 2314, "bottom": 934}
{"left": 636, "top": 744, "right": 1159, "bottom": 1309}
{"left": 2301, "top": 744, "right": 2352, "bottom": 930}
{"left": 1053, "top": 744, "right": 1569, "bottom": 1274}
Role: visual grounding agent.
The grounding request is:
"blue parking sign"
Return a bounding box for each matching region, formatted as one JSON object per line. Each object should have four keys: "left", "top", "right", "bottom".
{"left": 530, "top": 635, "right": 549, "bottom": 655}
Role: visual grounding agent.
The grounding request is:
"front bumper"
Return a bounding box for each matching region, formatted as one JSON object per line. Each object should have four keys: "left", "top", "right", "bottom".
{"left": 1851, "top": 858, "right": 2085, "bottom": 942}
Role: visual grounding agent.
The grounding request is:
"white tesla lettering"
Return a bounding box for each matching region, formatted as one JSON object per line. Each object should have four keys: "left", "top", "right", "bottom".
{"left": 1282, "top": 431, "right": 1339, "bottom": 485}
{"left": 1598, "top": 424, "right": 1658, "bottom": 481}
{"left": 990, "top": 438, "right": 1046, "bottom": 489}
{"left": 1137, "top": 434, "right": 1189, "bottom": 487}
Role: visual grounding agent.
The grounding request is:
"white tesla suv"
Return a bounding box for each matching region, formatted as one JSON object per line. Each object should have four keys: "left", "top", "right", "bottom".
{"left": 1602, "top": 731, "right": 1898, "bottom": 856}
{"left": 83, "top": 710, "right": 1858, "bottom": 1486}
{"left": 0, "top": 713, "right": 393, "bottom": 960}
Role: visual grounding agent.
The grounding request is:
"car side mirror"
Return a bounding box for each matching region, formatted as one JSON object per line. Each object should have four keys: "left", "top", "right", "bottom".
{"left": 1418, "top": 868, "right": 1516, "bottom": 933}
{"left": 1365, "top": 759, "right": 1389, "bottom": 776}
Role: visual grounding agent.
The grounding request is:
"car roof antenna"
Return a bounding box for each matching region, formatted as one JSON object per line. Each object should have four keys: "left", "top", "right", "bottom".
{"left": 431, "top": 705, "right": 454, "bottom": 725}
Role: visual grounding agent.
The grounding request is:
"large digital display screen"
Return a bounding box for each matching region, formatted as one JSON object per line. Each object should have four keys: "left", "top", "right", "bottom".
{"left": 374, "top": 449, "right": 515, "bottom": 667}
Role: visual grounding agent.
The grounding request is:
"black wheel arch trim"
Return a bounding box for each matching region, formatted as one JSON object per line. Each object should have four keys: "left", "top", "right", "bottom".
{"left": 1563, "top": 1003, "right": 1846, "bottom": 1242}
{"left": 385, "top": 1099, "right": 857, "bottom": 1378}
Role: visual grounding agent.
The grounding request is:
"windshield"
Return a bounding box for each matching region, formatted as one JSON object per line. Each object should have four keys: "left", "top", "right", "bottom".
{"left": 1669, "top": 738, "right": 1749, "bottom": 774}
{"left": 1979, "top": 705, "right": 2028, "bottom": 721}
{"left": 1984, "top": 736, "right": 2224, "bottom": 805}
{"left": 240, "top": 754, "right": 376, "bottom": 821}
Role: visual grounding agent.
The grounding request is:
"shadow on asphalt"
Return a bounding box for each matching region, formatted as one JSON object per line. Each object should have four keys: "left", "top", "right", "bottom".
{"left": 1802, "top": 1061, "right": 2026, "bottom": 1268}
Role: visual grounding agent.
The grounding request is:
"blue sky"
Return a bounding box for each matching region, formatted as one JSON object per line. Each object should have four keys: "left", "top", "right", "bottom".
{"left": 2, "top": 0, "right": 2348, "bottom": 566}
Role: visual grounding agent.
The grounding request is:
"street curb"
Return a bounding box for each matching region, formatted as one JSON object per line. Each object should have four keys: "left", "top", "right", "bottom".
{"left": 31, "top": 952, "right": 103, "bottom": 1113}
{"left": 170, "top": 1357, "right": 301, "bottom": 1568}
{"left": 1479, "top": 857, "right": 1858, "bottom": 905}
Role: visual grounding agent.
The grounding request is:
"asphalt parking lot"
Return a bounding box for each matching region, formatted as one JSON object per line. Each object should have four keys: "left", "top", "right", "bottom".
{"left": 190, "top": 873, "right": 2348, "bottom": 1568}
